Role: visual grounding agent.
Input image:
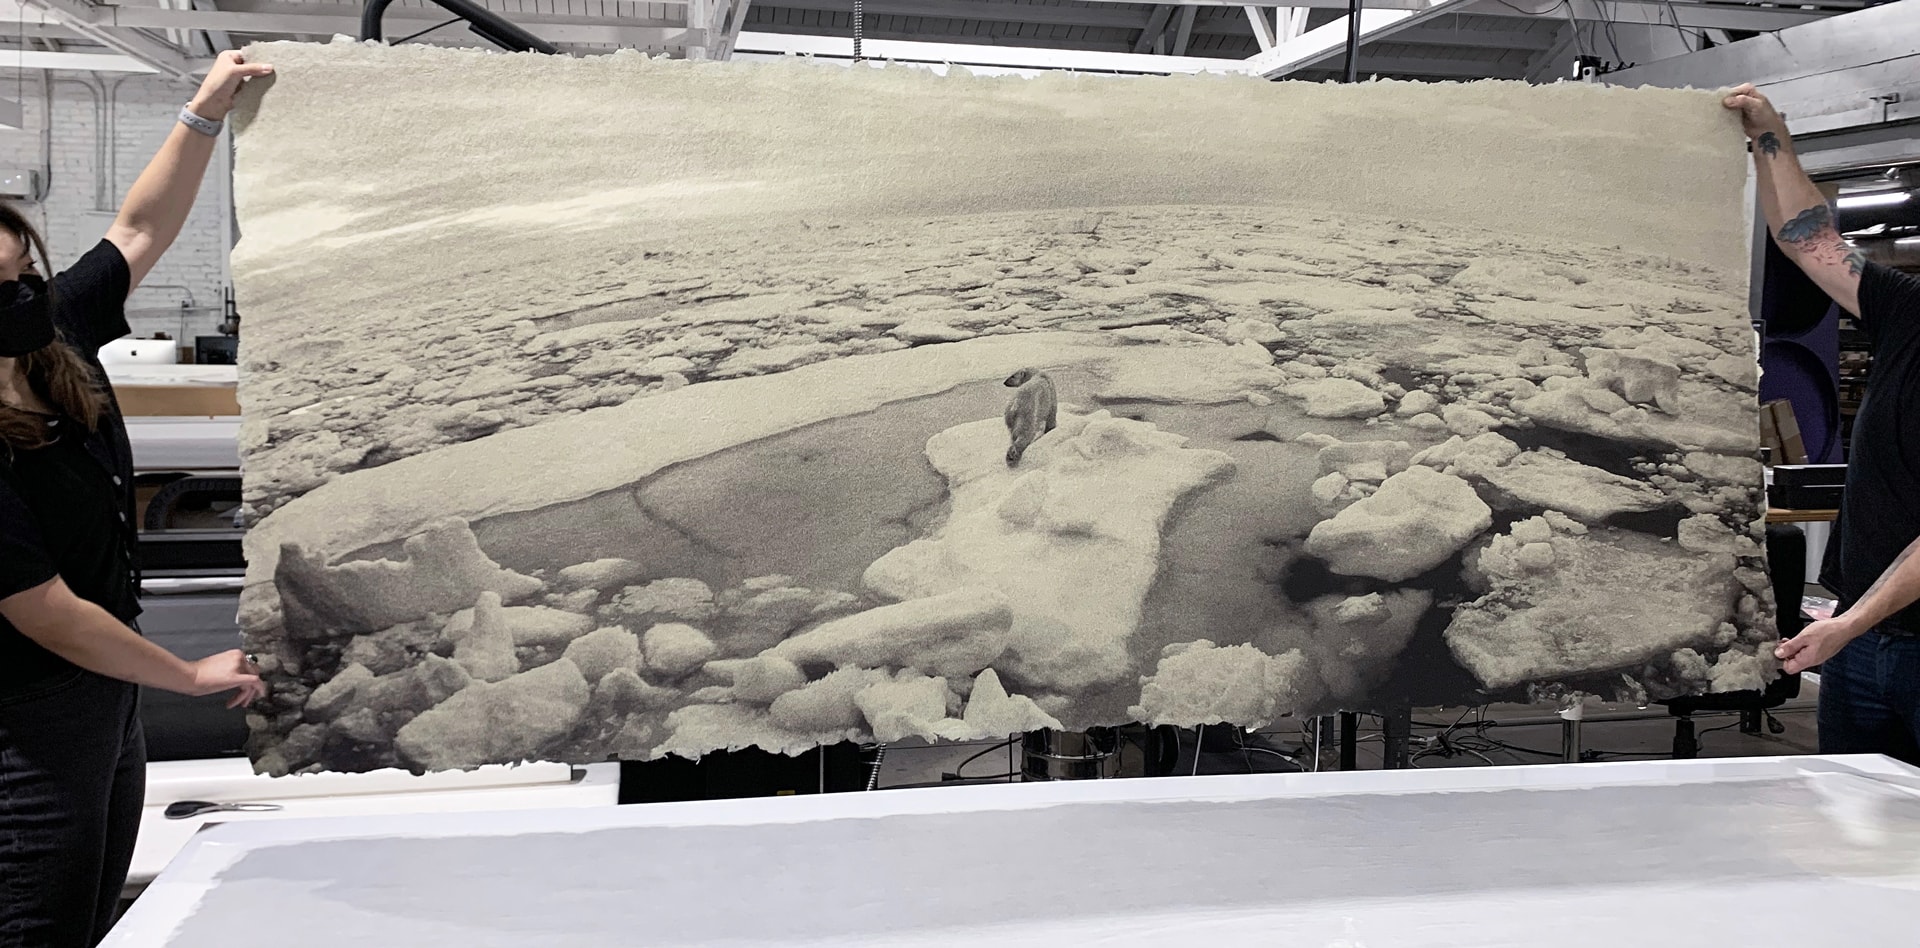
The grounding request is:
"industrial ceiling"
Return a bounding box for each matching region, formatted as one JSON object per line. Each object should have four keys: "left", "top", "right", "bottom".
{"left": 0, "top": 0, "right": 1877, "bottom": 85}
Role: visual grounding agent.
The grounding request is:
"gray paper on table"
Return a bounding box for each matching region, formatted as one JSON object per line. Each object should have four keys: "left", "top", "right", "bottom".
{"left": 228, "top": 40, "right": 1773, "bottom": 775}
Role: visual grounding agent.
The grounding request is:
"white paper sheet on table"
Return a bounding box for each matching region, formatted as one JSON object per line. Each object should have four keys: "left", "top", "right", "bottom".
{"left": 110, "top": 755, "right": 1920, "bottom": 947}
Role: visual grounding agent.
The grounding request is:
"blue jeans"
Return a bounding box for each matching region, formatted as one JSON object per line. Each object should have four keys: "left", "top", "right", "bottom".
{"left": 1817, "top": 628, "right": 1920, "bottom": 766}
{"left": 0, "top": 668, "right": 146, "bottom": 947}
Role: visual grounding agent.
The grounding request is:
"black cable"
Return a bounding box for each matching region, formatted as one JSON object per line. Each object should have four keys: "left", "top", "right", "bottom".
{"left": 1598, "top": 4, "right": 1623, "bottom": 64}
{"left": 1436, "top": 707, "right": 1476, "bottom": 755}
{"left": 393, "top": 16, "right": 462, "bottom": 44}
{"left": 1466, "top": 721, "right": 1563, "bottom": 759}
{"left": 1696, "top": 721, "right": 1743, "bottom": 740}
{"left": 952, "top": 738, "right": 1017, "bottom": 780}
{"left": 1659, "top": 0, "right": 1697, "bottom": 53}
{"left": 1485, "top": 0, "right": 1557, "bottom": 13}
{"left": 1242, "top": 745, "right": 1298, "bottom": 761}
{"left": 1558, "top": 1, "right": 1590, "bottom": 63}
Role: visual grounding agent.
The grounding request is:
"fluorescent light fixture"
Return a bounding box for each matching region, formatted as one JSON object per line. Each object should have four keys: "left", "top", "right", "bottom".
{"left": 1836, "top": 191, "right": 1912, "bottom": 209}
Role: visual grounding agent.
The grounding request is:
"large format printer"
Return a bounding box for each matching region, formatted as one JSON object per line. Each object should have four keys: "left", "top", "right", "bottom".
{"left": 114, "top": 364, "right": 252, "bottom": 762}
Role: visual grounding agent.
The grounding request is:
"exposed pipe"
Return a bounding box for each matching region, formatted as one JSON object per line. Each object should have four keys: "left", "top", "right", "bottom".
{"left": 36, "top": 70, "right": 51, "bottom": 203}
{"left": 50, "top": 75, "right": 109, "bottom": 213}
{"left": 360, "top": 0, "right": 557, "bottom": 54}
{"left": 137, "top": 283, "right": 197, "bottom": 309}
{"left": 106, "top": 74, "right": 134, "bottom": 212}
{"left": 1343, "top": 0, "right": 1363, "bottom": 83}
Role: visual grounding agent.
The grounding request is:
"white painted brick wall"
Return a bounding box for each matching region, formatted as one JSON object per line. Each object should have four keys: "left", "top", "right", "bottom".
{"left": 0, "top": 71, "right": 231, "bottom": 344}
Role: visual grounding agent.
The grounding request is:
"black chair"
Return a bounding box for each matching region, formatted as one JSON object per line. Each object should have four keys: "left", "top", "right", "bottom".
{"left": 1659, "top": 524, "right": 1807, "bottom": 757}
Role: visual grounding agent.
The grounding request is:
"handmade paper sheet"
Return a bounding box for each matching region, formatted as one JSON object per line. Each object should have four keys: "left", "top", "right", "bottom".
{"left": 229, "top": 40, "right": 1770, "bottom": 775}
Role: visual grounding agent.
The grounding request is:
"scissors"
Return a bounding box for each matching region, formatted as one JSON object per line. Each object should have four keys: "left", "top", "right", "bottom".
{"left": 163, "top": 800, "right": 285, "bottom": 820}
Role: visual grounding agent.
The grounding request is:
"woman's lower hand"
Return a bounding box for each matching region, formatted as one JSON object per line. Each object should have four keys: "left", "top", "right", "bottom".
{"left": 189, "top": 50, "right": 274, "bottom": 122}
{"left": 190, "top": 648, "right": 266, "bottom": 708}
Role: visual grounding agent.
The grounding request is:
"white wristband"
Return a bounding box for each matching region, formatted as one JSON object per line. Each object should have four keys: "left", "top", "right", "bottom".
{"left": 179, "top": 104, "right": 222, "bottom": 137}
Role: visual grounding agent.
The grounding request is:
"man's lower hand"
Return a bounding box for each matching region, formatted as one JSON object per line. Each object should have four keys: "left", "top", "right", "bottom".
{"left": 1775, "top": 615, "right": 1865, "bottom": 674}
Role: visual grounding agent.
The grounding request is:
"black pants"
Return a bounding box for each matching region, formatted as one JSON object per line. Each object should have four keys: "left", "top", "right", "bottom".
{"left": 0, "top": 669, "right": 146, "bottom": 948}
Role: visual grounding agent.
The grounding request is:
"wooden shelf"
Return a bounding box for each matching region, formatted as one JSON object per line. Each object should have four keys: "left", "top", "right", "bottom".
{"left": 1767, "top": 508, "right": 1838, "bottom": 524}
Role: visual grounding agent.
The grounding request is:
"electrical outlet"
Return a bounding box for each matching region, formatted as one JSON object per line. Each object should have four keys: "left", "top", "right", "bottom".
{"left": 0, "top": 169, "right": 38, "bottom": 199}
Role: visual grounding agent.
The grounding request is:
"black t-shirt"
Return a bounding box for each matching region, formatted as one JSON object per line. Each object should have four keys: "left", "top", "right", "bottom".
{"left": 0, "top": 239, "right": 138, "bottom": 693}
{"left": 1821, "top": 261, "right": 1920, "bottom": 633}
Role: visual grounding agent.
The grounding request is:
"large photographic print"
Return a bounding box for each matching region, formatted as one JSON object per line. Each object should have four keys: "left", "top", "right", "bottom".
{"left": 230, "top": 41, "right": 1772, "bottom": 775}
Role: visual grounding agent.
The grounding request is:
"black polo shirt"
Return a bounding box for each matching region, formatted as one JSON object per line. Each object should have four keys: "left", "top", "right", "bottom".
{"left": 1821, "top": 261, "right": 1920, "bottom": 633}
{"left": 0, "top": 240, "right": 139, "bottom": 693}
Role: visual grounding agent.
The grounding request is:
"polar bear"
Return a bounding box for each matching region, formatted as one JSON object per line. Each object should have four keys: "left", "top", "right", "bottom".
{"left": 1003, "top": 368, "right": 1057, "bottom": 467}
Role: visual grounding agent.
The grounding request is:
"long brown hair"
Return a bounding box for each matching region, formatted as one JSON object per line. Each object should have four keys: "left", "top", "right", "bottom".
{"left": 0, "top": 203, "right": 109, "bottom": 452}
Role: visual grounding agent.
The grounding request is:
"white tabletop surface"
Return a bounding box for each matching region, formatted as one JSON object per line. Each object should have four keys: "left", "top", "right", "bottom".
{"left": 128, "top": 758, "right": 619, "bottom": 893}
{"left": 108, "top": 754, "right": 1920, "bottom": 947}
{"left": 105, "top": 363, "right": 238, "bottom": 385}
{"left": 124, "top": 416, "right": 242, "bottom": 471}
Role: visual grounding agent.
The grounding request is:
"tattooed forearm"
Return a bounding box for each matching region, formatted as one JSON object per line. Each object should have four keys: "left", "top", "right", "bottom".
{"left": 1777, "top": 203, "right": 1834, "bottom": 245}
{"left": 1856, "top": 537, "right": 1920, "bottom": 617}
{"left": 1757, "top": 131, "right": 1781, "bottom": 157}
{"left": 1774, "top": 202, "right": 1866, "bottom": 274}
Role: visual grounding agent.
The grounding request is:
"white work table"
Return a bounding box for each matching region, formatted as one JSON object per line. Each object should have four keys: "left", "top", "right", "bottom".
{"left": 129, "top": 758, "right": 619, "bottom": 898}
{"left": 122, "top": 416, "right": 242, "bottom": 472}
{"left": 110, "top": 754, "right": 1920, "bottom": 946}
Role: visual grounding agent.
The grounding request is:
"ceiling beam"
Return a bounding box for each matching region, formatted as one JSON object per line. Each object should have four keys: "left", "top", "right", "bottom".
{"left": 1244, "top": 5, "right": 1277, "bottom": 51}
{"left": 1238, "top": 8, "right": 1412, "bottom": 76}
{"left": 1241, "top": 0, "right": 1503, "bottom": 78}
{"left": 17, "top": 0, "right": 200, "bottom": 81}
{"left": 734, "top": 29, "right": 1249, "bottom": 72}
{"left": 1521, "top": 23, "right": 1578, "bottom": 81}
{"left": 1256, "top": 0, "right": 1482, "bottom": 75}
{"left": 1131, "top": 5, "right": 1175, "bottom": 54}
{"left": 1071, "top": 0, "right": 1385, "bottom": 5}
{"left": 44, "top": 6, "right": 696, "bottom": 47}
{"left": 1239, "top": 0, "right": 1818, "bottom": 76}
{"left": 1339, "top": 54, "right": 1531, "bottom": 78}
{"left": 720, "top": 0, "right": 751, "bottom": 57}
{"left": 191, "top": 0, "right": 238, "bottom": 54}
{"left": 774, "top": 0, "right": 1433, "bottom": 14}
{"left": 0, "top": 48, "right": 208, "bottom": 72}
{"left": 1171, "top": 4, "right": 1196, "bottom": 55}
{"left": 1068, "top": 0, "right": 1851, "bottom": 8}
{"left": 759, "top": 0, "right": 1159, "bottom": 29}
{"left": 1279, "top": 6, "right": 1309, "bottom": 40}
{"left": 1464, "top": 0, "right": 1836, "bottom": 32}
{"left": 1389, "top": 25, "right": 1557, "bottom": 50}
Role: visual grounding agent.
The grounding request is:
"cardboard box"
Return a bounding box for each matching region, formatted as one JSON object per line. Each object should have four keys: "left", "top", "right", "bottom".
{"left": 1761, "top": 399, "right": 1808, "bottom": 466}
{"left": 111, "top": 384, "right": 240, "bottom": 417}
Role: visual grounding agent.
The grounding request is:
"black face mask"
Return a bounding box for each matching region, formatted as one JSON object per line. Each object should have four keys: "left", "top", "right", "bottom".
{"left": 0, "top": 274, "right": 53, "bottom": 358}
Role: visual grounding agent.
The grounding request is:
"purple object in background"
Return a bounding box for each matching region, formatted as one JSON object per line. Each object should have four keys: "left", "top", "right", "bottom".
{"left": 1758, "top": 240, "right": 1842, "bottom": 464}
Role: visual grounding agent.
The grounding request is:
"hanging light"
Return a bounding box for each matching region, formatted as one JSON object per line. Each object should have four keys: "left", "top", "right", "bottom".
{"left": 1836, "top": 191, "right": 1911, "bottom": 210}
